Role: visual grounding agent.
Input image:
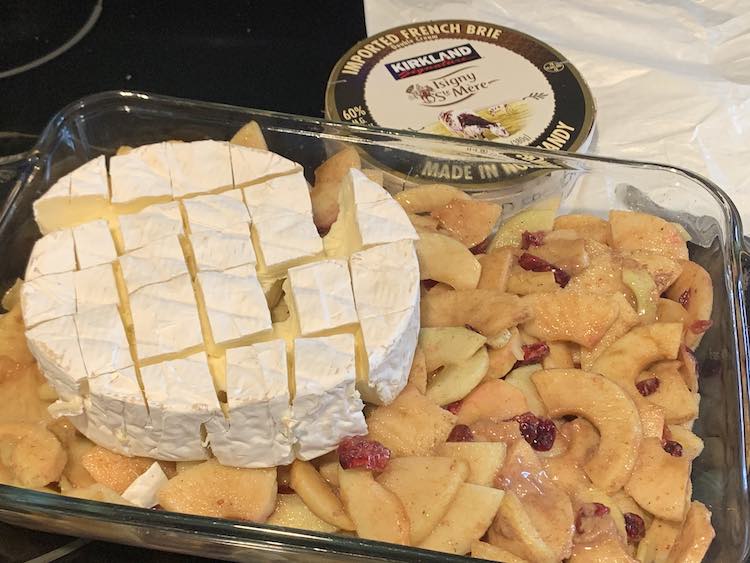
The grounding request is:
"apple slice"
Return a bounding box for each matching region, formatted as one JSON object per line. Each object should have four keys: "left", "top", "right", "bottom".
{"left": 408, "top": 213, "right": 440, "bottom": 233}
{"left": 416, "top": 232, "right": 481, "bottom": 290}
{"left": 266, "top": 493, "right": 339, "bottom": 533}
{"left": 470, "top": 540, "right": 529, "bottom": 563}
{"left": 542, "top": 342, "right": 575, "bottom": 369}
{"left": 580, "top": 294, "right": 639, "bottom": 371}
{"left": 395, "top": 183, "right": 470, "bottom": 214}
{"left": 541, "top": 419, "right": 599, "bottom": 495}
{"left": 664, "top": 501, "right": 715, "bottom": 563}
{"left": 627, "top": 250, "right": 683, "bottom": 294}
{"left": 338, "top": 467, "right": 410, "bottom": 545}
{"left": 310, "top": 147, "right": 361, "bottom": 230}
{"left": 553, "top": 214, "right": 610, "bottom": 244}
{"left": 478, "top": 248, "right": 516, "bottom": 291}
{"left": 81, "top": 446, "right": 153, "bottom": 494}
{"left": 489, "top": 197, "right": 560, "bottom": 250}
{"left": 636, "top": 518, "right": 682, "bottom": 562}
{"left": 289, "top": 460, "right": 355, "bottom": 531}
{"left": 426, "top": 346, "right": 489, "bottom": 406}
{"left": 418, "top": 483, "right": 504, "bottom": 555}
{"left": 230, "top": 121, "right": 268, "bottom": 150}
{"left": 622, "top": 261, "right": 659, "bottom": 324}
{"left": 664, "top": 260, "right": 714, "bottom": 349}
{"left": 638, "top": 402, "right": 666, "bottom": 439}
{"left": 591, "top": 323, "right": 683, "bottom": 400}
{"left": 486, "top": 328, "right": 523, "bottom": 379}
{"left": 567, "top": 247, "right": 628, "bottom": 296}
{"left": 436, "top": 442, "right": 507, "bottom": 487}
{"left": 657, "top": 297, "right": 689, "bottom": 324}
{"left": 532, "top": 369, "right": 642, "bottom": 493}
{"left": 506, "top": 270, "right": 559, "bottom": 295}
{"left": 530, "top": 239, "right": 589, "bottom": 275}
{"left": 522, "top": 292, "right": 619, "bottom": 348}
{"left": 378, "top": 456, "right": 469, "bottom": 544}
{"left": 639, "top": 362, "right": 698, "bottom": 424}
{"left": 505, "top": 366, "right": 548, "bottom": 416}
{"left": 418, "top": 327, "right": 487, "bottom": 373}
{"left": 666, "top": 425, "right": 704, "bottom": 461}
{"left": 407, "top": 346, "right": 427, "bottom": 394}
{"left": 609, "top": 210, "right": 689, "bottom": 260}
{"left": 366, "top": 384, "right": 456, "bottom": 457}
{"left": 624, "top": 438, "right": 690, "bottom": 522}
{"left": 456, "top": 378, "right": 529, "bottom": 425}
{"left": 431, "top": 198, "right": 501, "bottom": 248}
{"left": 421, "top": 289, "right": 532, "bottom": 339}
{"left": 491, "top": 491, "right": 557, "bottom": 563}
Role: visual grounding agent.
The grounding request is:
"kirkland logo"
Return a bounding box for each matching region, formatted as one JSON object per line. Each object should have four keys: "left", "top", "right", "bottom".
{"left": 386, "top": 44, "right": 481, "bottom": 80}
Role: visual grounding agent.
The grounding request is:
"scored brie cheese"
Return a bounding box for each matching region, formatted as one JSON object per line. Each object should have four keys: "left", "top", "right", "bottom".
{"left": 74, "top": 264, "right": 120, "bottom": 312}
{"left": 72, "top": 219, "right": 118, "bottom": 270}
{"left": 167, "top": 140, "right": 233, "bottom": 198}
{"left": 110, "top": 142, "right": 172, "bottom": 208}
{"left": 230, "top": 144, "right": 300, "bottom": 188}
{"left": 70, "top": 155, "right": 109, "bottom": 224}
{"left": 117, "top": 201, "right": 184, "bottom": 253}
{"left": 121, "top": 461, "right": 168, "bottom": 508}
{"left": 75, "top": 304, "right": 133, "bottom": 376}
{"left": 32, "top": 174, "right": 72, "bottom": 235}
{"left": 182, "top": 190, "right": 249, "bottom": 234}
{"left": 25, "top": 229, "right": 76, "bottom": 281}
{"left": 20, "top": 271, "right": 76, "bottom": 328}
{"left": 189, "top": 229, "right": 256, "bottom": 272}
{"left": 119, "top": 235, "right": 188, "bottom": 292}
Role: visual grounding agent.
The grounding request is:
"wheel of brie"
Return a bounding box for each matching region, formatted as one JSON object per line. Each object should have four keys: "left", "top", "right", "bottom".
{"left": 22, "top": 140, "right": 420, "bottom": 467}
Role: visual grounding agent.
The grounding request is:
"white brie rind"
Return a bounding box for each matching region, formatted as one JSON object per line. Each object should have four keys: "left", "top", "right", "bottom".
{"left": 291, "top": 334, "right": 366, "bottom": 460}
{"left": 119, "top": 235, "right": 188, "bottom": 293}
{"left": 82, "top": 367, "right": 156, "bottom": 457}
{"left": 75, "top": 304, "right": 133, "bottom": 376}
{"left": 72, "top": 219, "right": 118, "bottom": 270}
{"left": 25, "top": 229, "right": 76, "bottom": 281}
{"left": 229, "top": 144, "right": 300, "bottom": 188}
{"left": 70, "top": 154, "right": 109, "bottom": 218}
{"left": 167, "top": 140, "right": 233, "bottom": 198}
{"left": 74, "top": 264, "right": 120, "bottom": 312}
{"left": 182, "top": 190, "right": 249, "bottom": 235}
{"left": 128, "top": 274, "right": 204, "bottom": 362}
{"left": 324, "top": 168, "right": 417, "bottom": 257}
{"left": 140, "top": 353, "right": 223, "bottom": 460}
{"left": 25, "top": 315, "right": 87, "bottom": 400}
{"left": 20, "top": 271, "right": 76, "bottom": 328}
{"left": 243, "top": 172, "right": 323, "bottom": 271}
{"left": 110, "top": 142, "right": 172, "bottom": 208}
{"left": 32, "top": 174, "right": 72, "bottom": 235}
{"left": 117, "top": 201, "right": 184, "bottom": 253}
{"left": 189, "top": 229, "right": 256, "bottom": 272}
{"left": 284, "top": 259, "right": 357, "bottom": 336}
{"left": 209, "top": 340, "right": 294, "bottom": 467}
{"left": 121, "top": 461, "right": 168, "bottom": 508}
{"left": 196, "top": 270, "right": 272, "bottom": 349}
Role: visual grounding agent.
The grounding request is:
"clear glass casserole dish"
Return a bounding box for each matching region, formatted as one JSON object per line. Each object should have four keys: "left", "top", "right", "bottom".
{"left": 0, "top": 91, "right": 747, "bottom": 562}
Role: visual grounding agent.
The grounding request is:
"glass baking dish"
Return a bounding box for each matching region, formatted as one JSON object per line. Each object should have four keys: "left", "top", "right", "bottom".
{"left": 0, "top": 91, "right": 747, "bottom": 562}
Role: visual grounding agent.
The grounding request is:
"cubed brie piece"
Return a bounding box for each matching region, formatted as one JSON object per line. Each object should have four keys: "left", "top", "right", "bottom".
{"left": 284, "top": 259, "right": 357, "bottom": 336}
{"left": 140, "top": 353, "right": 223, "bottom": 460}
{"left": 196, "top": 271, "right": 271, "bottom": 348}
{"left": 120, "top": 235, "right": 188, "bottom": 292}
{"left": 291, "top": 334, "right": 366, "bottom": 459}
{"left": 117, "top": 201, "right": 184, "bottom": 252}
{"left": 230, "top": 144, "right": 300, "bottom": 188}
{"left": 243, "top": 172, "right": 322, "bottom": 271}
{"left": 82, "top": 367, "right": 156, "bottom": 457}
{"left": 32, "top": 174, "right": 71, "bottom": 234}
{"left": 75, "top": 304, "right": 133, "bottom": 376}
{"left": 129, "top": 274, "right": 204, "bottom": 361}
{"left": 324, "top": 168, "right": 417, "bottom": 257}
{"left": 167, "top": 140, "right": 233, "bottom": 197}
{"left": 189, "top": 229, "right": 256, "bottom": 272}
{"left": 182, "top": 190, "right": 250, "bottom": 234}
{"left": 209, "top": 340, "right": 294, "bottom": 467}
{"left": 25, "top": 229, "right": 76, "bottom": 281}
{"left": 121, "top": 461, "right": 168, "bottom": 508}
{"left": 72, "top": 219, "right": 118, "bottom": 269}
{"left": 20, "top": 272, "right": 76, "bottom": 328}
{"left": 25, "top": 315, "right": 87, "bottom": 399}
{"left": 110, "top": 142, "right": 172, "bottom": 208}
{"left": 74, "top": 264, "right": 120, "bottom": 311}
{"left": 70, "top": 154, "right": 109, "bottom": 203}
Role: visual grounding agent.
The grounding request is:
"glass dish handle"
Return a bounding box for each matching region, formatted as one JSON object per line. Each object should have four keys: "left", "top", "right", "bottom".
{"left": 0, "top": 154, "right": 34, "bottom": 211}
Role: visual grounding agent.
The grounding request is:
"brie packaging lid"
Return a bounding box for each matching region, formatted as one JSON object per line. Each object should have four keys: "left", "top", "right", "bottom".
{"left": 326, "top": 19, "right": 595, "bottom": 187}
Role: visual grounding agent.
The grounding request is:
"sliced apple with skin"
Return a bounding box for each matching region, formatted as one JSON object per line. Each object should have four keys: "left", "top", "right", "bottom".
{"left": 426, "top": 346, "right": 489, "bottom": 406}
{"left": 638, "top": 402, "right": 666, "bottom": 439}
{"left": 230, "top": 120, "right": 268, "bottom": 150}
{"left": 636, "top": 517, "right": 682, "bottom": 563}
{"left": 456, "top": 378, "right": 529, "bottom": 424}
{"left": 580, "top": 293, "right": 639, "bottom": 371}
{"left": 478, "top": 248, "right": 515, "bottom": 291}
{"left": 625, "top": 437, "right": 690, "bottom": 522}
{"left": 609, "top": 210, "right": 689, "bottom": 261}
{"left": 436, "top": 442, "right": 507, "bottom": 487}
{"left": 542, "top": 341, "right": 574, "bottom": 369}
{"left": 431, "top": 197, "right": 501, "bottom": 248}
{"left": 657, "top": 297, "right": 689, "bottom": 324}
{"left": 419, "top": 483, "right": 505, "bottom": 555}
{"left": 664, "top": 501, "right": 715, "bottom": 563}
{"left": 530, "top": 238, "right": 589, "bottom": 275}
{"left": 310, "top": 147, "right": 361, "bottom": 230}
{"left": 407, "top": 345, "right": 427, "bottom": 394}
{"left": 421, "top": 289, "right": 533, "bottom": 339}
{"left": 666, "top": 425, "right": 704, "bottom": 461}
{"left": 541, "top": 419, "right": 599, "bottom": 495}
{"left": 418, "top": 327, "right": 487, "bottom": 373}
{"left": 591, "top": 323, "right": 683, "bottom": 400}
{"left": 416, "top": 232, "right": 481, "bottom": 290}
{"left": 626, "top": 250, "right": 683, "bottom": 294}
{"left": 567, "top": 246, "right": 627, "bottom": 296}
{"left": 289, "top": 460, "right": 355, "bottom": 531}
{"left": 366, "top": 384, "right": 456, "bottom": 457}
{"left": 377, "top": 456, "right": 469, "bottom": 544}
{"left": 489, "top": 197, "right": 560, "bottom": 250}
{"left": 485, "top": 328, "right": 523, "bottom": 379}
{"left": 638, "top": 361, "right": 698, "bottom": 424}
{"left": 622, "top": 260, "right": 659, "bottom": 324}
{"left": 553, "top": 214, "right": 610, "bottom": 244}
{"left": 532, "top": 369, "right": 642, "bottom": 493}
{"left": 395, "top": 183, "right": 470, "bottom": 214}
{"left": 470, "top": 540, "right": 530, "bottom": 563}
{"left": 664, "top": 260, "right": 714, "bottom": 349}
{"left": 504, "top": 365, "right": 547, "bottom": 416}
{"left": 506, "top": 270, "right": 559, "bottom": 295}
{"left": 407, "top": 213, "right": 439, "bottom": 233}
{"left": 491, "top": 491, "right": 557, "bottom": 563}
{"left": 522, "top": 292, "right": 619, "bottom": 348}
{"left": 266, "top": 493, "right": 338, "bottom": 533}
{"left": 338, "top": 467, "right": 410, "bottom": 545}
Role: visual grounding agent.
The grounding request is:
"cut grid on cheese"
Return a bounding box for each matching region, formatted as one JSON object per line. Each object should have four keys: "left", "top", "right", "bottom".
{"left": 24, "top": 229, "right": 76, "bottom": 281}
{"left": 110, "top": 142, "right": 173, "bottom": 208}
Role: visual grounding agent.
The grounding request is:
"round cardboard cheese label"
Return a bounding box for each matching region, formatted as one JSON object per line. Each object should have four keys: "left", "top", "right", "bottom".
{"left": 326, "top": 20, "right": 595, "bottom": 186}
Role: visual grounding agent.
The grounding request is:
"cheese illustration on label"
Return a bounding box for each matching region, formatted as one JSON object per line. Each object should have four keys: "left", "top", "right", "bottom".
{"left": 23, "top": 141, "right": 422, "bottom": 468}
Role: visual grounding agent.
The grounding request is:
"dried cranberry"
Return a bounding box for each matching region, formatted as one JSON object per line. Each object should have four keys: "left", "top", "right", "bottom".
{"left": 662, "top": 440, "right": 683, "bottom": 457}
{"left": 316, "top": 225, "right": 331, "bottom": 237}
{"left": 277, "top": 484, "right": 295, "bottom": 494}
{"left": 678, "top": 289, "right": 691, "bottom": 308}
{"left": 447, "top": 424, "right": 474, "bottom": 442}
{"left": 521, "top": 230, "right": 546, "bottom": 250}
{"left": 636, "top": 377, "right": 660, "bottom": 396}
{"left": 443, "top": 400, "right": 463, "bottom": 415}
{"left": 553, "top": 268, "right": 571, "bottom": 288}
{"left": 517, "top": 252, "right": 570, "bottom": 288}
{"left": 338, "top": 436, "right": 391, "bottom": 471}
{"left": 421, "top": 279, "right": 439, "bottom": 290}
{"left": 513, "top": 412, "right": 557, "bottom": 451}
{"left": 470, "top": 237, "right": 490, "bottom": 254}
{"left": 689, "top": 319, "right": 713, "bottom": 334}
{"left": 519, "top": 342, "right": 550, "bottom": 365}
{"left": 575, "top": 502, "right": 610, "bottom": 534}
{"left": 624, "top": 512, "right": 646, "bottom": 542}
